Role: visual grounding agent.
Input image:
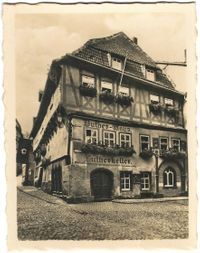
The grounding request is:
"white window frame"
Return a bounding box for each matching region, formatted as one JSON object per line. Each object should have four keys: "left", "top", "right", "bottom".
{"left": 150, "top": 94, "right": 159, "bottom": 103}
{"left": 119, "top": 86, "right": 129, "bottom": 96}
{"left": 164, "top": 98, "right": 174, "bottom": 106}
{"left": 141, "top": 172, "right": 150, "bottom": 190}
{"left": 171, "top": 138, "right": 180, "bottom": 151}
{"left": 103, "top": 131, "right": 116, "bottom": 147}
{"left": 120, "top": 172, "right": 131, "bottom": 191}
{"left": 101, "top": 81, "right": 113, "bottom": 92}
{"left": 140, "top": 135, "right": 150, "bottom": 151}
{"left": 112, "top": 57, "right": 122, "bottom": 71}
{"left": 160, "top": 137, "right": 169, "bottom": 151}
{"left": 146, "top": 69, "right": 155, "bottom": 81}
{"left": 119, "top": 133, "right": 132, "bottom": 147}
{"left": 85, "top": 128, "right": 98, "bottom": 144}
{"left": 164, "top": 169, "right": 175, "bottom": 187}
{"left": 82, "top": 75, "right": 95, "bottom": 88}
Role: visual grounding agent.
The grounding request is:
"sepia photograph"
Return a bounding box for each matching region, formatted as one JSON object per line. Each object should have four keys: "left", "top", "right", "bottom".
{"left": 3, "top": 1, "right": 197, "bottom": 250}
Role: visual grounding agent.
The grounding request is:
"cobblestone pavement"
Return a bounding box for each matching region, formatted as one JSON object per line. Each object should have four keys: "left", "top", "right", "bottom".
{"left": 17, "top": 187, "right": 188, "bottom": 240}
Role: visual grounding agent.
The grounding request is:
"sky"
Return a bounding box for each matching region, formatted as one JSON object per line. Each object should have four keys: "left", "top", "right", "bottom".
{"left": 15, "top": 10, "right": 189, "bottom": 135}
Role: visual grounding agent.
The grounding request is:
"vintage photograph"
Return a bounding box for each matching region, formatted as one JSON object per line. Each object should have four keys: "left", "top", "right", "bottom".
{"left": 3, "top": 1, "right": 197, "bottom": 249}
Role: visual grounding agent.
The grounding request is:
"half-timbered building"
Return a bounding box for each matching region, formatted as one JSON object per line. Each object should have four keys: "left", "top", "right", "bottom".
{"left": 30, "top": 32, "right": 188, "bottom": 202}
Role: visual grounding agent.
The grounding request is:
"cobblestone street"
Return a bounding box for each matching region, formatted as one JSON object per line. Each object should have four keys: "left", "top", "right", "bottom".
{"left": 17, "top": 186, "right": 188, "bottom": 240}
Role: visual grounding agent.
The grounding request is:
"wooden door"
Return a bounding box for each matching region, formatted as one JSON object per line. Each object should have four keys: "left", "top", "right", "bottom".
{"left": 91, "top": 169, "right": 113, "bottom": 200}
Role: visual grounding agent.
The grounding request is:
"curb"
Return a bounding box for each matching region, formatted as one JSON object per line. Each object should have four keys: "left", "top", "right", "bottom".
{"left": 112, "top": 197, "right": 188, "bottom": 204}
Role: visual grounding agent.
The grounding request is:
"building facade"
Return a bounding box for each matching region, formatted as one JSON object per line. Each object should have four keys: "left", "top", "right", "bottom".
{"left": 31, "top": 32, "right": 188, "bottom": 202}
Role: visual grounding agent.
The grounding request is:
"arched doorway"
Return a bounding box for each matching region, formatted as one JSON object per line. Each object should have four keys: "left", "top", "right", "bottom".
{"left": 90, "top": 168, "right": 113, "bottom": 200}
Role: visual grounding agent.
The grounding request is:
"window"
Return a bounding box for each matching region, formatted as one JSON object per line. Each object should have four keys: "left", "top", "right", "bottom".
{"left": 103, "top": 131, "right": 115, "bottom": 147}
{"left": 112, "top": 57, "right": 122, "bottom": 70}
{"left": 119, "top": 86, "right": 129, "bottom": 96}
{"left": 140, "top": 135, "right": 150, "bottom": 151}
{"left": 101, "top": 81, "right": 113, "bottom": 92}
{"left": 150, "top": 94, "right": 159, "bottom": 104}
{"left": 164, "top": 98, "right": 174, "bottom": 106}
{"left": 171, "top": 138, "right": 180, "bottom": 151}
{"left": 85, "top": 129, "right": 98, "bottom": 144}
{"left": 120, "top": 172, "right": 131, "bottom": 191}
{"left": 160, "top": 137, "right": 168, "bottom": 151}
{"left": 82, "top": 75, "right": 95, "bottom": 88}
{"left": 146, "top": 69, "right": 155, "bottom": 81}
{"left": 120, "top": 133, "right": 131, "bottom": 147}
{"left": 141, "top": 172, "right": 150, "bottom": 190}
{"left": 164, "top": 168, "right": 176, "bottom": 187}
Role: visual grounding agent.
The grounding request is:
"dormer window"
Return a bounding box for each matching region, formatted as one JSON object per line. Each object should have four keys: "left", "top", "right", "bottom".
{"left": 119, "top": 86, "right": 129, "bottom": 96}
{"left": 112, "top": 57, "right": 122, "bottom": 71}
{"left": 146, "top": 68, "right": 155, "bottom": 81}
{"left": 82, "top": 75, "right": 95, "bottom": 88}
{"left": 101, "top": 81, "right": 113, "bottom": 92}
{"left": 150, "top": 94, "right": 159, "bottom": 104}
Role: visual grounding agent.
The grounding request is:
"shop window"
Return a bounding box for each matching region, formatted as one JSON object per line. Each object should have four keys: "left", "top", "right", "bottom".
{"left": 146, "top": 69, "right": 155, "bottom": 81}
{"left": 164, "top": 98, "right": 174, "bottom": 106}
{"left": 101, "top": 81, "right": 113, "bottom": 92}
{"left": 171, "top": 138, "right": 180, "bottom": 151}
{"left": 159, "top": 137, "right": 168, "bottom": 151}
{"left": 112, "top": 57, "right": 122, "bottom": 71}
{"left": 119, "top": 133, "right": 131, "bottom": 147}
{"left": 120, "top": 171, "right": 131, "bottom": 191}
{"left": 119, "top": 86, "right": 129, "bottom": 96}
{"left": 141, "top": 172, "right": 150, "bottom": 190}
{"left": 140, "top": 135, "right": 150, "bottom": 151}
{"left": 103, "top": 131, "right": 115, "bottom": 147}
{"left": 163, "top": 168, "right": 176, "bottom": 188}
{"left": 85, "top": 129, "right": 98, "bottom": 144}
{"left": 82, "top": 75, "right": 95, "bottom": 88}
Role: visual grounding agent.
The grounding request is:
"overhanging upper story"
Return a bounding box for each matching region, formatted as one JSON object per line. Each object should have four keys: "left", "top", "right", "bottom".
{"left": 30, "top": 32, "right": 187, "bottom": 151}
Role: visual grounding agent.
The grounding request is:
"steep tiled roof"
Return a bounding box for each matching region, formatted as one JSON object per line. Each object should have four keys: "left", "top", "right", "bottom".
{"left": 72, "top": 32, "right": 174, "bottom": 89}
{"left": 82, "top": 32, "right": 156, "bottom": 67}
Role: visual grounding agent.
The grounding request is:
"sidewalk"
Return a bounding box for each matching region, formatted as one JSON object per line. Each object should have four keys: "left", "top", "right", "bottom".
{"left": 112, "top": 196, "right": 188, "bottom": 204}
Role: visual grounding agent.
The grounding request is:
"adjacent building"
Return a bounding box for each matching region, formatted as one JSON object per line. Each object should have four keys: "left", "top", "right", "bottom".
{"left": 30, "top": 32, "right": 188, "bottom": 202}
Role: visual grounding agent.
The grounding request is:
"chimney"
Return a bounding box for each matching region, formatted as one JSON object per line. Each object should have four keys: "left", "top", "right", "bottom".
{"left": 133, "top": 37, "right": 138, "bottom": 45}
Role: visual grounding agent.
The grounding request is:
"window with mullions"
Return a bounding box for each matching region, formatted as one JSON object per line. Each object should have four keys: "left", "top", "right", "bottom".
{"left": 141, "top": 172, "right": 150, "bottom": 190}
{"left": 163, "top": 168, "right": 176, "bottom": 188}
{"left": 160, "top": 137, "right": 168, "bottom": 151}
{"left": 120, "top": 133, "right": 131, "bottom": 147}
{"left": 120, "top": 172, "right": 131, "bottom": 191}
{"left": 171, "top": 138, "right": 180, "bottom": 151}
{"left": 140, "top": 135, "right": 150, "bottom": 151}
{"left": 103, "top": 131, "right": 115, "bottom": 147}
{"left": 85, "top": 129, "right": 98, "bottom": 144}
{"left": 82, "top": 75, "right": 95, "bottom": 88}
